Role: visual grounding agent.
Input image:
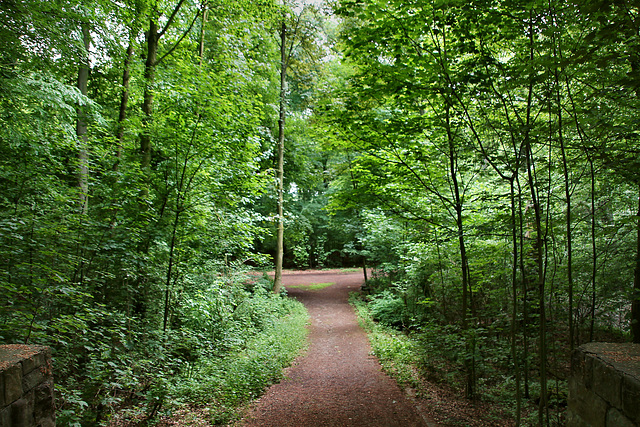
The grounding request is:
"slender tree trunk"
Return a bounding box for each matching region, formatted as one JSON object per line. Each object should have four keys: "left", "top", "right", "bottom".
{"left": 517, "top": 175, "right": 530, "bottom": 399}
{"left": 73, "top": 23, "right": 91, "bottom": 289}
{"left": 141, "top": 18, "right": 158, "bottom": 196}
{"left": 273, "top": 21, "right": 287, "bottom": 294}
{"left": 589, "top": 155, "right": 597, "bottom": 341}
{"left": 114, "top": 41, "right": 134, "bottom": 171}
{"left": 524, "top": 13, "right": 547, "bottom": 423}
{"left": 632, "top": 185, "right": 640, "bottom": 343}
{"left": 445, "top": 102, "right": 474, "bottom": 398}
{"left": 163, "top": 204, "right": 181, "bottom": 333}
{"left": 198, "top": 5, "right": 208, "bottom": 67}
{"left": 556, "top": 74, "right": 574, "bottom": 350}
{"left": 77, "top": 24, "right": 91, "bottom": 214}
{"left": 510, "top": 179, "right": 522, "bottom": 425}
{"left": 551, "top": 11, "right": 575, "bottom": 351}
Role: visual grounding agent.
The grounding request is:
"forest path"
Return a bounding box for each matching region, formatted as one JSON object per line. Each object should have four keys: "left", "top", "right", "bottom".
{"left": 238, "top": 269, "right": 435, "bottom": 427}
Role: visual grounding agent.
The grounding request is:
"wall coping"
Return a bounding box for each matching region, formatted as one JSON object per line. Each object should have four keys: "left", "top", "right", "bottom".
{"left": 579, "top": 342, "right": 640, "bottom": 380}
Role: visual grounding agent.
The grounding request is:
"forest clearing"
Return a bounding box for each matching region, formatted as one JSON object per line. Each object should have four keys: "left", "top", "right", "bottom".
{"left": 1, "top": 0, "right": 640, "bottom": 425}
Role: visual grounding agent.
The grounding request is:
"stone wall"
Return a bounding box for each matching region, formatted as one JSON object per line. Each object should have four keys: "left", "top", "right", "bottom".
{"left": 0, "top": 345, "right": 55, "bottom": 427}
{"left": 568, "top": 342, "right": 640, "bottom": 427}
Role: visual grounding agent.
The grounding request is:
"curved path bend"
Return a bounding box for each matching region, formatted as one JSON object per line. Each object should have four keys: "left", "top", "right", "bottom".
{"left": 239, "top": 270, "right": 432, "bottom": 427}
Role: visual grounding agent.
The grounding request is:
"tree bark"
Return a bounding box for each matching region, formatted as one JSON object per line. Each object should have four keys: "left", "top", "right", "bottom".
{"left": 140, "top": 18, "right": 158, "bottom": 197}
{"left": 77, "top": 24, "right": 90, "bottom": 214}
{"left": 273, "top": 21, "right": 287, "bottom": 294}
{"left": 445, "top": 102, "right": 474, "bottom": 398}
{"left": 633, "top": 185, "right": 640, "bottom": 343}
{"left": 524, "top": 12, "right": 547, "bottom": 423}
{"left": 114, "top": 40, "right": 134, "bottom": 171}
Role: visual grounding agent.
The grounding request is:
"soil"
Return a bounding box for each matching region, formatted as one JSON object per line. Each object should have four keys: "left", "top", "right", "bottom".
{"left": 237, "top": 269, "right": 436, "bottom": 427}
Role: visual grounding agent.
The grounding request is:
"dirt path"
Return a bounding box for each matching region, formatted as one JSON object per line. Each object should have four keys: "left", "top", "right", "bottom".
{"left": 239, "top": 270, "right": 432, "bottom": 427}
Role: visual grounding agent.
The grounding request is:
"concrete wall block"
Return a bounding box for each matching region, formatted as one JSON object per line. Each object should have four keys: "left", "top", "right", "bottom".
{"left": 33, "top": 382, "right": 54, "bottom": 422}
{"left": 0, "top": 406, "right": 10, "bottom": 427}
{"left": 593, "top": 360, "right": 622, "bottom": 407}
{"left": 568, "top": 375, "right": 608, "bottom": 427}
{"left": 572, "top": 349, "right": 586, "bottom": 377}
{"left": 567, "top": 410, "right": 592, "bottom": 427}
{"left": 22, "top": 369, "right": 44, "bottom": 394}
{"left": 606, "top": 407, "right": 636, "bottom": 427}
{"left": 20, "top": 353, "right": 38, "bottom": 377}
{"left": 622, "top": 374, "right": 640, "bottom": 424}
{"left": 4, "top": 365, "right": 23, "bottom": 405}
{"left": 9, "top": 398, "right": 31, "bottom": 427}
{"left": 584, "top": 356, "right": 594, "bottom": 390}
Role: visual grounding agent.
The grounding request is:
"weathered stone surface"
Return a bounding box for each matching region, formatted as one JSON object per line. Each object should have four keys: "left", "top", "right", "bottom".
{"left": 567, "top": 410, "right": 592, "bottom": 427}
{"left": 568, "top": 375, "right": 608, "bottom": 427}
{"left": 606, "top": 407, "right": 635, "bottom": 427}
{"left": 33, "top": 383, "right": 52, "bottom": 419}
{"left": 22, "top": 369, "right": 44, "bottom": 394}
{"left": 0, "top": 345, "right": 54, "bottom": 427}
{"left": 10, "top": 398, "right": 30, "bottom": 427}
{"left": 0, "top": 406, "right": 10, "bottom": 427}
{"left": 593, "top": 360, "right": 621, "bottom": 407}
{"left": 582, "top": 343, "right": 640, "bottom": 380}
{"left": 4, "top": 365, "right": 22, "bottom": 405}
{"left": 571, "top": 343, "right": 640, "bottom": 427}
{"left": 622, "top": 374, "right": 640, "bottom": 424}
{"left": 20, "top": 354, "right": 37, "bottom": 377}
{"left": 573, "top": 348, "right": 586, "bottom": 377}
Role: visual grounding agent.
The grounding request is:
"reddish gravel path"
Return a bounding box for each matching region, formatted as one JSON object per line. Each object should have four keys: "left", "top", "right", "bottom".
{"left": 239, "top": 270, "right": 431, "bottom": 427}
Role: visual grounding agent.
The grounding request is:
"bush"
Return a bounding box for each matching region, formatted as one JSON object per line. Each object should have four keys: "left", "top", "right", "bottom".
{"left": 369, "top": 290, "right": 407, "bottom": 328}
{"left": 170, "top": 297, "right": 308, "bottom": 424}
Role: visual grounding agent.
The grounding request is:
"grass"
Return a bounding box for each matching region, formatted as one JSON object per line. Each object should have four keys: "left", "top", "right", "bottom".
{"left": 286, "top": 282, "right": 335, "bottom": 291}
{"left": 156, "top": 299, "right": 310, "bottom": 426}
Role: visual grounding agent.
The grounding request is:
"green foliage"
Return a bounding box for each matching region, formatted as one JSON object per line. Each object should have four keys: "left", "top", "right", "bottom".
{"left": 169, "top": 295, "right": 308, "bottom": 424}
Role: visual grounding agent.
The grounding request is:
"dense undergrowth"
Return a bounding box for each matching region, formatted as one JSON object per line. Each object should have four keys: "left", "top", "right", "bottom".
{"left": 350, "top": 283, "right": 566, "bottom": 426}
{"left": 3, "top": 272, "right": 308, "bottom": 426}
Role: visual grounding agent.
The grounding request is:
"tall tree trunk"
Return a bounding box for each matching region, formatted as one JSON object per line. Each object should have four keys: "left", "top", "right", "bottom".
{"left": 589, "top": 155, "right": 597, "bottom": 342}
{"left": 77, "top": 24, "right": 91, "bottom": 214}
{"left": 73, "top": 23, "right": 91, "bottom": 289}
{"left": 198, "top": 4, "right": 208, "bottom": 67}
{"left": 556, "top": 75, "right": 574, "bottom": 351}
{"left": 445, "top": 102, "right": 474, "bottom": 398}
{"left": 524, "top": 12, "right": 547, "bottom": 423}
{"left": 551, "top": 7, "right": 575, "bottom": 351}
{"left": 273, "top": 21, "right": 287, "bottom": 294}
{"left": 632, "top": 185, "right": 640, "bottom": 343}
{"left": 141, "top": 18, "right": 158, "bottom": 197}
{"left": 517, "top": 174, "right": 530, "bottom": 399}
{"left": 163, "top": 204, "right": 181, "bottom": 333}
{"left": 114, "top": 40, "right": 134, "bottom": 171}
{"left": 510, "top": 179, "right": 522, "bottom": 425}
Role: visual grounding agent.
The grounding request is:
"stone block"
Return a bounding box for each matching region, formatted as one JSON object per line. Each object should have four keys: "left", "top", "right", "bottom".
{"left": 4, "top": 364, "right": 22, "bottom": 405}
{"left": 10, "top": 398, "right": 30, "bottom": 427}
{"left": 584, "top": 355, "right": 594, "bottom": 390}
{"left": 568, "top": 375, "right": 608, "bottom": 427}
{"left": 22, "top": 368, "right": 44, "bottom": 394}
{"left": 20, "top": 355, "right": 36, "bottom": 377}
{"left": 0, "top": 406, "right": 10, "bottom": 427}
{"left": 566, "top": 410, "right": 591, "bottom": 427}
{"left": 606, "top": 407, "right": 635, "bottom": 427}
{"left": 593, "top": 360, "right": 622, "bottom": 407}
{"left": 622, "top": 374, "right": 640, "bottom": 424}
{"left": 572, "top": 349, "right": 586, "bottom": 377}
{"left": 33, "top": 382, "right": 53, "bottom": 420}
